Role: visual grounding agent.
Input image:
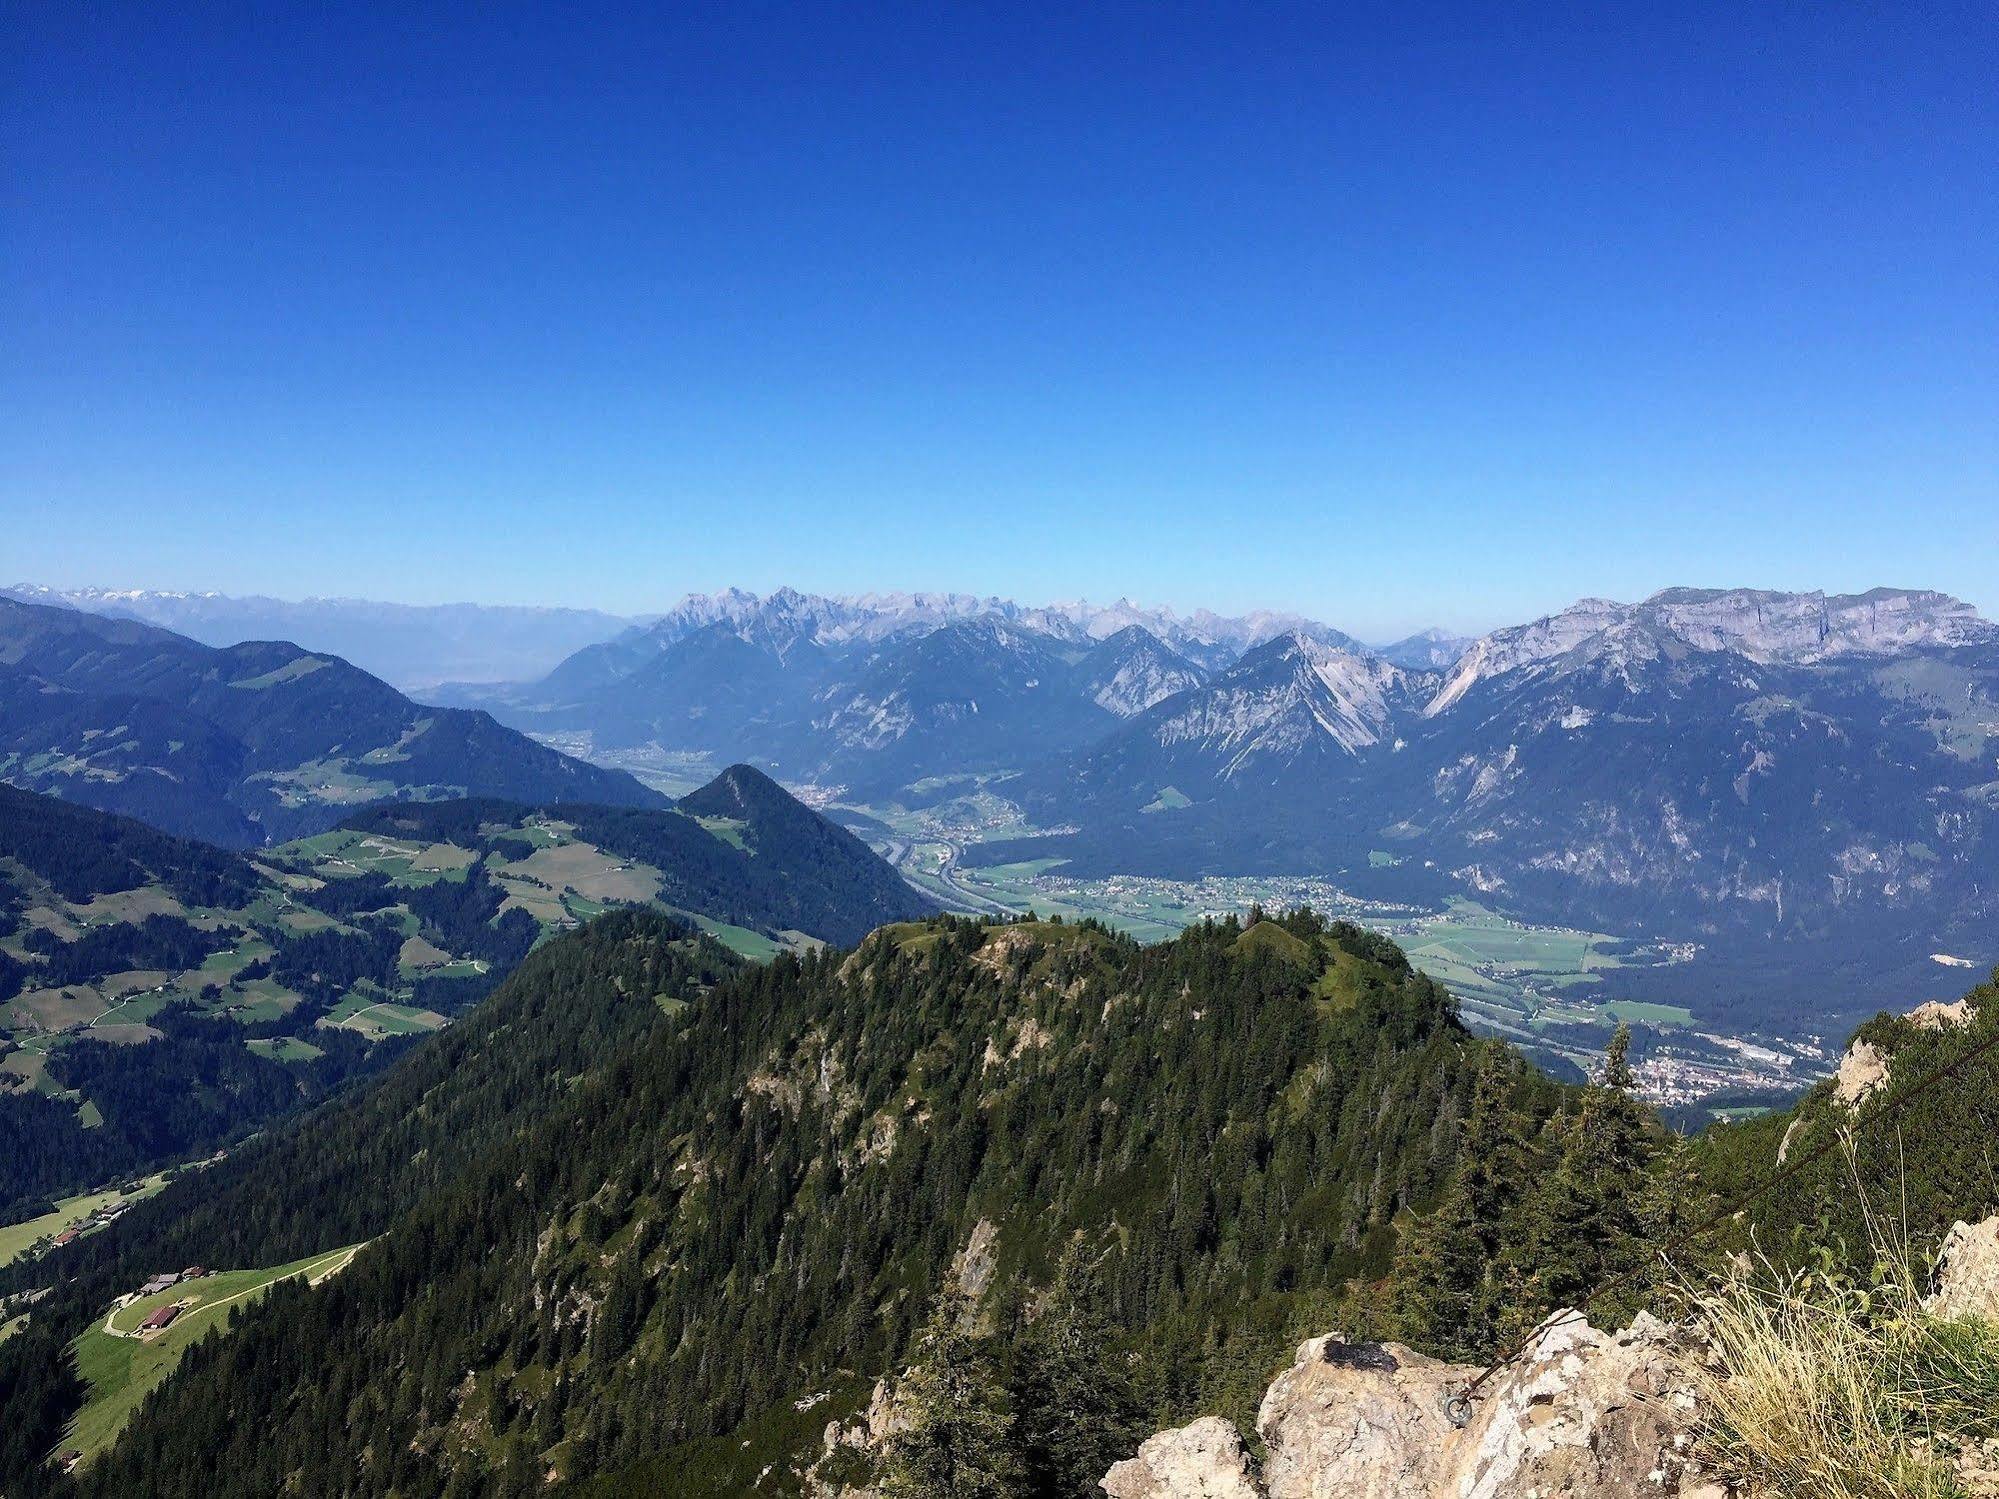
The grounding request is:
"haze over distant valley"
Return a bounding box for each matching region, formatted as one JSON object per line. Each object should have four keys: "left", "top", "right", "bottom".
{"left": 24, "top": 576, "right": 1993, "bottom": 1098}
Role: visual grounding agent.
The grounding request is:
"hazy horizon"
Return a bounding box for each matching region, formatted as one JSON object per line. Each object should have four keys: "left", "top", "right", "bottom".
{"left": 14, "top": 573, "right": 1997, "bottom": 653}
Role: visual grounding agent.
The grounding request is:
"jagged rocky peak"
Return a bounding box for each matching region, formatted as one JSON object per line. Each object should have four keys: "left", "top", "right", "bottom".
{"left": 1424, "top": 598, "right": 1627, "bottom": 714}
{"left": 1426, "top": 585, "right": 1995, "bottom": 715}
{"left": 1275, "top": 629, "right": 1409, "bottom": 709}
{"left": 626, "top": 587, "right": 1365, "bottom": 670}
{"left": 1080, "top": 625, "right": 1208, "bottom": 717}
{"left": 1143, "top": 631, "right": 1412, "bottom": 767}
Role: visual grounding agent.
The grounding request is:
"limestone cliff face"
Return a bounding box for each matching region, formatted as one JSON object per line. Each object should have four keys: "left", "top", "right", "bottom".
{"left": 1832, "top": 987, "right": 1979, "bottom": 1109}
{"left": 1102, "top": 1212, "right": 1999, "bottom": 1498}
{"left": 1932, "top": 1215, "right": 1999, "bottom": 1324}
{"left": 1098, "top": 1313, "right": 1715, "bottom": 1499}
{"left": 1100, "top": 1417, "right": 1262, "bottom": 1499}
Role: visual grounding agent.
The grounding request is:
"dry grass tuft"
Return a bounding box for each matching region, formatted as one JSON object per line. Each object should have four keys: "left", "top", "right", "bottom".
{"left": 1680, "top": 1152, "right": 1999, "bottom": 1498}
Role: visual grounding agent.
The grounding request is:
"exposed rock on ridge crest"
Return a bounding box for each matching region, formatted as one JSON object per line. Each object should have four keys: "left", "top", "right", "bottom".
{"left": 1102, "top": 1313, "right": 1713, "bottom": 1498}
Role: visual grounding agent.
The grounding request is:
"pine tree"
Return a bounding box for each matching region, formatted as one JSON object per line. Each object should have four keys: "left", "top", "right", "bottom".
{"left": 1010, "top": 1241, "right": 1147, "bottom": 1496}
{"left": 1604, "top": 1132, "right": 1716, "bottom": 1324}
{"left": 1512, "top": 1024, "right": 1653, "bottom": 1317}
{"left": 1390, "top": 1045, "right": 1526, "bottom": 1358}
{"left": 881, "top": 1288, "right": 1021, "bottom": 1499}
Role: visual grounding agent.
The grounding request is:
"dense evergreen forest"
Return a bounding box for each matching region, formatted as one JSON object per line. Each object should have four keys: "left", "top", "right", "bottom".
{"left": 0, "top": 912, "right": 745, "bottom": 1484}
{"left": 0, "top": 906, "right": 1578, "bottom": 1495}
{"left": 2, "top": 896, "right": 1990, "bottom": 1496}
{"left": 0, "top": 784, "right": 262, "bottom": 910}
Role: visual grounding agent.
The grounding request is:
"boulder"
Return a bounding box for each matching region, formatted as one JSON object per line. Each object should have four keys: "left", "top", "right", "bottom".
{"left": 1111, "top": 1314, "right": 1718, "bottom": 1499}
{"left": 1453, "top": 1311, "right": 1705, "bottom": 1499}
{"left": 1254, "top": 1337, "right": 1462, "bottom": 1497}
{"left": 1833, "top": 1039, "right": 1889, "bottom": 1106}
{"left": 1908, "top": 997, "right": 1974, "bottom": 1030}
{"left": 1100, "top": 1416, "right": 1263, "bottom": 1498}
{"left": 1929, "top": 1215, "right": 1999, "bottom": 1323}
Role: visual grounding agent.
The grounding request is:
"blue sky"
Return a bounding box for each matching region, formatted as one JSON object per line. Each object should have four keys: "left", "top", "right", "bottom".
{"left": 4, "top": 2, "right": 1994, "bottom": 639}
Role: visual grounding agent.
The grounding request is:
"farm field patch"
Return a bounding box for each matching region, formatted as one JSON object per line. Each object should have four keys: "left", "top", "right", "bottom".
{"left": 68, "top": 1243, "right": 363, "bottom": 1463}
{"left": 0, "top": 1173, "right": 171, "bottom": 1270}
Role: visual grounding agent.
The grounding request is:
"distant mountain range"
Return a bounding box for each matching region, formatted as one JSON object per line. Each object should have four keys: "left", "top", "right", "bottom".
{"left": 0, "top": 594, "right": 662, "bottom": 845}
{"left": 11, "top": 580, "right": 1996, "bottom": 1031}
{"left": 436, "top": 584, "right": 1368, "bottom": 699}
{"left": 414, "top": 584, "right": 1999, "bottom": 1031}
{"left": 429, "top": 586, "right": 1391, "bottom": 791}
{"left": 1373, "top": 627, "right": 1477, "bottom": 670}
{"left": 3, "top": 586, "right": 639, "bottom": 690}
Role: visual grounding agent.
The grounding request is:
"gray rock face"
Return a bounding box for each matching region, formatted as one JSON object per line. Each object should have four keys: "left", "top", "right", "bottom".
{"left": 1833, "top": 1038, "right": 1890, "bottom": 1106}
{"left": 1106, "top": 1313, "right": 1717, "bottom": 1499}
{"left": 1448, "top": 1312, "right": 1705, "bottom": 1499}
{"left": 1429, "top": 586, "right": 1996, "bottom": 713}
{"left": 1100, "top": 1416, "right": 1262, "bottom": 1498}
{"left": 1254, "top": 1336, "right": 1465, "bottom": 1497}
{"left": 1930, "top": 1215, "right": 1999, "bottom": 1323}
{"left": 1080, "top": 626, "right": 1209, "bottom": 717}
{"left": 1118, "top": 632, "right": 1424, "bottom": 775}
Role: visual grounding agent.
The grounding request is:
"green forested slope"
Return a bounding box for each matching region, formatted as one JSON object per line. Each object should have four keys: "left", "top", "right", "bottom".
{"left": 0, "top": 911, "right": 742, "bottom": 1482}
{"left": 15, "top": 901, "right": 1987, "bottom": 1496}
{"left": 338, "top": 762, "right": 934, "bottom": 948}
{"left": 0, "top": 767, "right": 925, "bottom": 1221}
{"left": 11, "top": 909, "right": 1567, "bottom": 1495}
{"left": 1693, "top": 969, "right": 1999, "bottom": 1271}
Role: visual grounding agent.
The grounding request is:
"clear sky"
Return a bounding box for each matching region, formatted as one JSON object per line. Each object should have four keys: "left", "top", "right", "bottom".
{"left": 4, "top": 3, "right": 1994, "bottom": 639}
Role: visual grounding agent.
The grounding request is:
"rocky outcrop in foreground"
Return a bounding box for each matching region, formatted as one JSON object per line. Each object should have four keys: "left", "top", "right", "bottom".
{"left": 1104, "top": 1312, "right": 1714, "bottom": 1499}
{"left": 1100, "top": 1417, "right": 1262, "bottom": 1499}
{"left": 1105, "top": 1212, "right": 1999, "bottom": 1498}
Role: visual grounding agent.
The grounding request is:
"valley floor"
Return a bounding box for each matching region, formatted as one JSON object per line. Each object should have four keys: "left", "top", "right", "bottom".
{"left": 564, "top": 741, "right": 1836, "bottom": 1118}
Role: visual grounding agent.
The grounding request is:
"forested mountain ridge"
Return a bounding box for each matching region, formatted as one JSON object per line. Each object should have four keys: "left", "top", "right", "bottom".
{"left": 342, "top": 763, "right": 934, "bottom": 947}
{"left": 3, "top": 907, "right": 1580, "bottom": 1495}
{"left": 0, "top": 769, "right": 926, "bottom": 1222}
{"left": 6, "top": 899, "right": 1993, "bottom": 1494}
{"left": 0, "top": 910, "right": 748, "bottom": 1483}
{"left": 0, "top": 594, "right": 662, "bottom": 846}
